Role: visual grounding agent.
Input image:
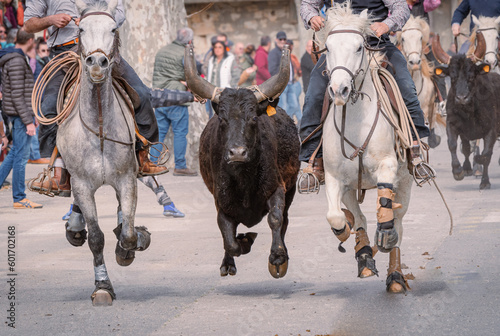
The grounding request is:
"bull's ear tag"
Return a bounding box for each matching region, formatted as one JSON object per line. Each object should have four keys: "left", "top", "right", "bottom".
{"left": 435, "top": 68, "right": 443, "bottom": 75}
{"left": 266, "top": 105, "right": 276, "bottom": 116}
{"left": 483, "top": 64, "right": 490, "bottom": 73}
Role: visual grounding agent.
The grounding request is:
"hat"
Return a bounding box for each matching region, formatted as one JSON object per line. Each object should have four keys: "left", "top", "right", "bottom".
{"left": 276, "top": 31, "right": 287, "bottom": 40}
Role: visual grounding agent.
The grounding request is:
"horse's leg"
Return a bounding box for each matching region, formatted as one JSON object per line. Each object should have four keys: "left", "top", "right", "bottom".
{"left": 342, "top": 189, "right": 377, "bottom": 278}
{"left": 113, "top": 203, "right": 135, "bottom": 267}
{"left": 461, "top": 137, "right": 473, "bottom": 177}
{"left": 476, "top": 130, "right": 496, "bottom": 190}
{"left": 267, "top": 185, "right": 288, "bottom": 278}
{"left": 325, "top": 173, "right": 352, "bottom": 244}
{"left": 374, "top": 158, "right": 399, "bottom": 253}
{"left": 72, "top": 180, "right": 115, "bottom": 305}
{"left": 386, "top": 174, "right": 412, "bottom": 294}
{"left": 65, "top": 200, "right": 87, "bottom": 247}
{"left": 115, "top": 176, "right": 151, "bottom": 253}
{"left": 447, "top": 125, "right": 464, "bottom": 180}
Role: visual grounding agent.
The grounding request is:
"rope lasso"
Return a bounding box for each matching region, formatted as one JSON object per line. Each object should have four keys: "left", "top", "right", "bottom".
{"left": 32, "top": 51, "right": 82, "bottom": 126}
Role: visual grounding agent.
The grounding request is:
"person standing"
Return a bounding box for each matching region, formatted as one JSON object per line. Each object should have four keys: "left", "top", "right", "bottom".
{"left": 0, "top": 28, "right": 42, "bottom": 209}
{"left": 207, "top": 40, "right": 241, "bottom": 88}
{"left": 237, "top": 44, "right": 257, "bottom": 87}
{"left": 254, "top": 35, "right": 271, "bottom": 85}
{"left": 300, "top": 40, "right": 315, "bottom": 94}
{"left": 152, "top": 27, "right": 198, "bottom": 176}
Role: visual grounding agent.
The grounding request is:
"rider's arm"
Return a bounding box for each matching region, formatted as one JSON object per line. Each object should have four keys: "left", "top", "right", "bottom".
{"left": 451, "top": 0, "right": 470, "bottom": 26}
{"left": 300, "top": 0, "right": 324, "bottom": 29}
{"left": 382, "top": 0, "right": 410, "bottom": 32}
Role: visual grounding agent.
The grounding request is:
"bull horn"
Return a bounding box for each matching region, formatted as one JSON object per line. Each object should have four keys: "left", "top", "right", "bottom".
{"left": 431, "top": 34, "right": 451, "bottom": 65}
{"left": 184, "top": 44, "right": 222, "bottom": 103}
{"left": 253, "top": 45, "right": 291, "bottom": 103}
{"left": 473, "top": 31, "right": 486, "bottom": 61}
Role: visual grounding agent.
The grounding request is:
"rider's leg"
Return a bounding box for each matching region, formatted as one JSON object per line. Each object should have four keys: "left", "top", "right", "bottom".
{"left": 138, "top": 176, "right": 185, "bottom": 217}
{"left": 115, "top": 57, "right": 167, "bottom": 176}
{"left": 298, "top": 54, "right": 329, "bottom": 191}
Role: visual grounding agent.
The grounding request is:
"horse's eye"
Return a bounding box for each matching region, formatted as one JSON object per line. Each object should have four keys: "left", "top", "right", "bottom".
{"left": 356, "top": 46, "right": 362, "bottom": 53}
{"left": 401, "top": 37, "right": 405, "bottom": 42}
{"left": 79, "top": 28, "right": 84, "bottom": 33}
{"left": 111, "top": 28, "right": 117, "bottom": 33}
{"left": 252, "top": 116, "right": 258, "bottom": 122}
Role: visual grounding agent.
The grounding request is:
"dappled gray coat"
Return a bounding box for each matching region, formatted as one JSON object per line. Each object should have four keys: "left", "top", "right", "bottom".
{"left": 0, "top": 50, "right": 35, "bottom": 125}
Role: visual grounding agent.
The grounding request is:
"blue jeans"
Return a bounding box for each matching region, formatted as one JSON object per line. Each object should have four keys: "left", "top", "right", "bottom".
{"left": 278, "top": 82, "right": 302, "bottom": 123}
{"left": 0, "top": 116, "right": 31, "bottom": 202}
{"left": 29, "top": 127, "right": 41, "bottom": 160}
{"left": 152, "top": 105, "right": 189, "bottom": 169}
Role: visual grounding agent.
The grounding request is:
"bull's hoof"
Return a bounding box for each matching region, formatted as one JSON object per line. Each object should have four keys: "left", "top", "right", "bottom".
{"left": 386, "top": 272, "right": 407, "bottom": 294}
{"left": 374, "top": 228, "right": 398, "bottom": 253}
{"left": 479, "top": 182, "right": 491, "bottom": 190}
{"left": 91, "top": 290, "right": 113, "bottom": 306}
{"left": 220, "top": 264, "right": 237, "bottom": 276}
{"left": 115, "top": 241, "right": 135, "bottom": 267}
{"left": 236, "top": 232, "right": 258, "bottom": 255}
{"left": 357, "top": 253, "right": 378, "bottom": 278}
{"left": 268, "top": 260, "right": 288, "bottom": 279}
{"left": 65, "top": 223, "right": 87, "bottom": 247}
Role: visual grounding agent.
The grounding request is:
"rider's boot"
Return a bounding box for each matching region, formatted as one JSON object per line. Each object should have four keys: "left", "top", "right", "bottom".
{"left": 30, "top": 167, "right": 72, "bottom": 197}
{"left": 137, "top": 148, "right": 168, "bottom": 177}
{"left": 298, "top": 158, "right": 325, "bottom": 193}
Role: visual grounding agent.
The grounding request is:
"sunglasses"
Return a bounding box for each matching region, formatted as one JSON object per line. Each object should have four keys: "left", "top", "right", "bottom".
{"left": 279, "top": 38, "right": 287, "bottom": 41}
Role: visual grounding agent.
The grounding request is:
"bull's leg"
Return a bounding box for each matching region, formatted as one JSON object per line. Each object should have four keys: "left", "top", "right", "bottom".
{"left": 217, "top": 211, "right": 252, "bottom": 276}
{"left": 72, "top": 180, "right": 115, "bottom": 306}
{"left": 386, "top": 174, "right": 412, "bottom": 293}
{"left": 65, "top": 201, "right": 87, "bottom": 247}
{"left": 476, "top": 130, "right": 496, "bottom": 190}
{"left": 325, "top": 173, "right": 352, "bottom": 244}
{"left": 342, "top": 190, "right": 377, "bottom": 278}
{"left": 267, "top": 185, "right": 288, "bottom": 278}
{"left": 461, "top": 137, "right": 473, "bottom": 176}
{"left": 447, "top": 125, "right": 464, "bottom": 180}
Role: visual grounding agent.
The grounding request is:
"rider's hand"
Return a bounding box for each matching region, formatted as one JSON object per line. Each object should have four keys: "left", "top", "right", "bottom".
{"left": 371, "top": 22, "right": 390, "bottom": 37}
{"left": 74, "top": 18, "right": 80, "bottom": 26}
{"left": 50, "top": 14, "right": 73, "bottom": 28}
{"left": 1, "top": 135, "right": 8, "bottom": 148}
{"left": 452, "top": 23, "right": 461, "bottom": 37}
{"left": 26, "top": 123, "right": 36, "bottom": 137}
{"left": 309, "top": 16, "right": 325, "bottom": 32}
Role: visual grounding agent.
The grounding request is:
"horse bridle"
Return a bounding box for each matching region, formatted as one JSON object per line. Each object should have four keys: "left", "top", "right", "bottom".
{"left": 477, "top": 26, "right": 499, "bottom": 62}
{"left": 400, "top": 27, "right": 424, "bottom": 59}
{"left": 79, "top": 11, "right": 117, "bottom": 62}
{"left": 400, "top": 27, "right": 425, "bottom": 95}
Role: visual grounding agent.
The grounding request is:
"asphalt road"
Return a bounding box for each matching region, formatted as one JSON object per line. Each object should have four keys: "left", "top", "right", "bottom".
{"left": 1, "top": 132, "right": 499, "bottom": 336}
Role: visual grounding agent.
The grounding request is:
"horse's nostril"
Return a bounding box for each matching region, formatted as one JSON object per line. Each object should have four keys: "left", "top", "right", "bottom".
{"left": 98, "top": 56, "right": 109, "bottom": 68}
{"left": 341, "top": 86, "right": 349, "bottom": 97}
{"left": 85, "top": 56, "right": 95, "bottom": 66}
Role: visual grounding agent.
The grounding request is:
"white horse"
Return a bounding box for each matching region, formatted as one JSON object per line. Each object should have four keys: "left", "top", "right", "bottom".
{"left": 470, "top": 15, "right": 500, "bottom": 74}
{"left": 318, "top": 3, "right": 413, "bottom": 293}
{"left": 398, "top": 15, "right": 444, "bottom": 148}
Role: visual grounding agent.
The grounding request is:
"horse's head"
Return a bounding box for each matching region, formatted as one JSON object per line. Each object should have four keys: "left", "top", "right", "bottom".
{"left": 76, "top": 0, "right": 120, "bottom": 83}
{"left": 472, "top": 15, "right": 500, "bottom": 69}
{"left": 398, "top": 16, "right": 430, "bottom": 70}
{"left": 318, "top": 3, "right": 373, "bottom": 105}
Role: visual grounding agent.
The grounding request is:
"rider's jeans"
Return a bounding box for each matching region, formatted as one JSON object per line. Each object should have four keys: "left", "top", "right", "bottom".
{"left": 0, "top": 117, "right": 31, "bottom": 202}
{"left": 299, "top": 36, "right": 430, "bottom": 162}
{"left": 151, "top": 105, "right": 189, "bottom": 169}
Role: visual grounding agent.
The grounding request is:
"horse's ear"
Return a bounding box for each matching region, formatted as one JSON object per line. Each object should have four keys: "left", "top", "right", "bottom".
{"left": 359, "top": 9, "right": 369, "bottom": 20}
{"left": 75, "top": 0, "right": 86, "bottom": 15}
{"left": 472, "top": 15, "right": 480, "bottom": 28}
{"left": 495, "top": 16, "right": 500, "bottom": 26}
{"left": 107, "top": 0, "right": 118, "bottom": 14}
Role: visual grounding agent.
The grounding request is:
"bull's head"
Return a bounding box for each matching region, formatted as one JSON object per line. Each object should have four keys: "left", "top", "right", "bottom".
{"left": 433, "top": 33, "right": 490, "bottom": 105}
{"left": 185, "top": 44, "right": 290, "bottom": 164}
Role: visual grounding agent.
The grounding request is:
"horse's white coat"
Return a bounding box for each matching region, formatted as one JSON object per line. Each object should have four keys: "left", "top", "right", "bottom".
{"left": 472, "top": 15, "right": 500, "bottom": 74}
{"left": 320, "top": 4, "right": 412, "bottom": 248}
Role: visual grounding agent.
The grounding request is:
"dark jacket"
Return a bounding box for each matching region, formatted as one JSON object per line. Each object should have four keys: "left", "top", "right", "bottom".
{"left": 0, "top": 47, "right": 35, "bottom": 125}
{"left": 152, "top": 40, "right": 187, "bottom": 92}
{"left": 300, "top": 51, "right": 315, "bottom": 94}
{"left": 452, "top": 0, "right": 500, "bottom": 32}
{"left": 254, "top": 46, "right": 271, "bottom": 85}
{"left": 268, "top": 44, "right": 294, "bottom": 82}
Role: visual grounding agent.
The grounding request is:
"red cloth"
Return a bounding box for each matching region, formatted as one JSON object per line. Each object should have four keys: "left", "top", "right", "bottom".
{"left": 254, "top": 46, "right": 271, "bottom": 85}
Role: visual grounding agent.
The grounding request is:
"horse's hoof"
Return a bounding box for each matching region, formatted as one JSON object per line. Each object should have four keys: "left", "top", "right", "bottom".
{"left": 479, "top": 182, "right": 491, "bottom": 190}
{"left": 134, "top": 226, "right": 151, "bottom": 251}
{"left": 115, "top": 241, "right": 135, "bottom": 267}
{"left": 464, "top": 169, "right": 473, "bottom": 177}
{"left": 220, "top": 265, "right": 237, "bottom": 277}
{"left": 357, "top": 253, "right": 378, "bottom": 278}
{"left": 428, "top": 134, "right": 441, "bottom": 148}
{"left": 91, "top": 289, "right": 113, "bottom": 306}
{"left": 386, "top": 272, "right": 407, "bottom": 294}
{"left": 268, "top": 260, "right": 288, "bottom": 279}
{"left": 453, "top": 170, "right": 465, "bottom": 181}
{"left": 65, "top": 226, "right": 87, "bottom": 247}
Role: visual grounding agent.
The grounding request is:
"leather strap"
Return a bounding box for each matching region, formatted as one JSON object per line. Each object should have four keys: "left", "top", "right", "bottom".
{"left": 431, "top": 77, "right": 444, "bottom": 103}
{"left": 80, "top": 11, "right": 115, "bottom": 22}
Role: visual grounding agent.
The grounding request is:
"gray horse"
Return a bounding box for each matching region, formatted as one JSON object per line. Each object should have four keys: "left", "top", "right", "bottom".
{"left": 58, "top": 0, "right": 150, "bottom": 305}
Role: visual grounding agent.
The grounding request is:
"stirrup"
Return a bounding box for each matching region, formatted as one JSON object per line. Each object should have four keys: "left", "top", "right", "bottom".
{"left": 27, "top": 167, "right": 56, "bottom": 197}
{"left": 297, "top": 166, "right": 320, "bottom": 194}
{"left": 147, "top": 141, "right": 170, "bottom": 166}
{"left": 412, "top": 159, "right": 436, "bottom": 187}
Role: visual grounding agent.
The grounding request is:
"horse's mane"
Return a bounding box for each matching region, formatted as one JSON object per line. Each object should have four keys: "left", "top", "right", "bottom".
{"left": 316, "top": 1, "right": 375, "bottom": 47}
{"left": 77, "top": 0, "right": 121, "bottom": 63}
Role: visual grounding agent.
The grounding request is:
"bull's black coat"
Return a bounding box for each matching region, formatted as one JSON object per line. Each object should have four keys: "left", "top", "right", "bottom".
{"left": 199, "top": 89, "right": 300, "bottom": 277}
{"left": 441, "top": 55, "right": 500, "bottom": 189}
